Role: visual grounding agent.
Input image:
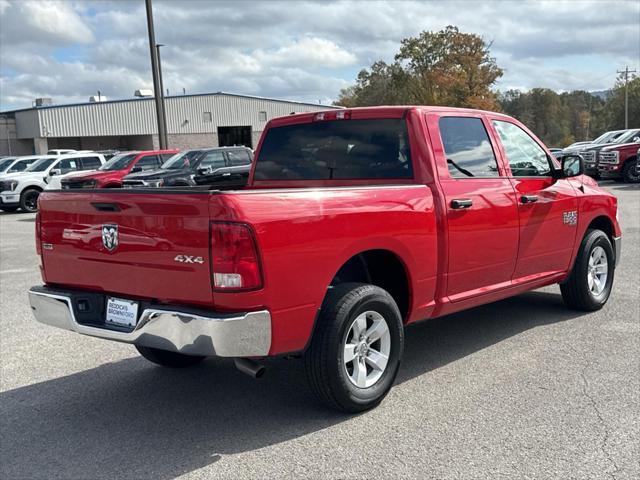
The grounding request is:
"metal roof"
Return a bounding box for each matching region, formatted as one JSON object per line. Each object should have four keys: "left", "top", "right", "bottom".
{"left": 7, "top": 92, "right": 339, "bottom": 139}
{"left": 1, "top": 91, "right": 336, "bottom": 115}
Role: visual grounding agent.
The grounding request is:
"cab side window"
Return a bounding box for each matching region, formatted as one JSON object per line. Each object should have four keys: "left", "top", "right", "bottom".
{"left": 493, "top": 120, "right": 551, "bottom": 177}
{"left": 10, "top": 160, "right": 33, "bottom": 172}
{"left": 439, "top": 117, "right": 499, "bottom": 178}
{"left": 57, "top": 158, "right": 80, "bottom": 173}
{"left": 136, "top": 155, "right": 160, "bottom": 170}
{"left": 200, "top": 151, "right": 226, "bottom": 169}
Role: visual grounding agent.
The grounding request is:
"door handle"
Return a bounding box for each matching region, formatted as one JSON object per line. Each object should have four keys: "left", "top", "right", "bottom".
{"left": 520, "top": 195, "right": 539, "bottom": 204}
{"left": 450, "top": 199, "right": 473, "bottom": 209}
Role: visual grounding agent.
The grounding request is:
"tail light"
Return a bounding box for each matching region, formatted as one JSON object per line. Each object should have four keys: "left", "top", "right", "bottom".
{"left": 210, "top": 222, "right": 262, "bottom": 290}
{"left": 35, "top": 212, "right": 42, "bottom": 255}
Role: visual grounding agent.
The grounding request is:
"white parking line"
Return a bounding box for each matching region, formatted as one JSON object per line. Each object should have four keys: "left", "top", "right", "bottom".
{"left": 0, "top": 268, "right": 31, "bottom": 274}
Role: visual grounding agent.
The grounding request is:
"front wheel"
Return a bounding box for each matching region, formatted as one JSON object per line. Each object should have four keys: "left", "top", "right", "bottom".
{"left": 561, "top": 229, "right": 615, "bottom": 311}
{"left": 622, "top": 159, "right": 640, "bottom": 183}
{"left": 135, "top": 345, "right": 205, "bottom": 368}
{"left": 19, "top": 188, "right": 41, "bottom": 213}
{"left": 305, "top": 283, "right": 404, "bottom": 413}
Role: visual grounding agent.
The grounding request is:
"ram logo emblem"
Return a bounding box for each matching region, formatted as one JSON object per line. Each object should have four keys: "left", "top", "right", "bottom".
{"left": 101, "top": 224, "right": 119, "bottom": 251}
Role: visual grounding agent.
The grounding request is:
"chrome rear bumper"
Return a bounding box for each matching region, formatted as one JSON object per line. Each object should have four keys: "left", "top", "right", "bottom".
{"left": 28, "top": 286, "right": 271, "bottom": 357}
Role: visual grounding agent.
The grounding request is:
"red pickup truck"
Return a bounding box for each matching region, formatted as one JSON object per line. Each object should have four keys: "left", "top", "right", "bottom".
{"left": 29, "top": 107, "right": 621, "bottom": 412}
{"left": 597, "top": 139, "right": 640, "bottom": 183}
{"left": 59, "top": 149, "right": 179, "bottom": 189}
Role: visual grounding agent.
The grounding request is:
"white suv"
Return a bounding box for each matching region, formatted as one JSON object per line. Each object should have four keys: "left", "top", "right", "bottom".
{"left": 45, "top": 153, "right": 106, "bottom": 190}
{"left": 0, "top": 152, "right": 105, "bottom": 213}
{"left": 0, "top": 156, "right": 41, "bottom": 175}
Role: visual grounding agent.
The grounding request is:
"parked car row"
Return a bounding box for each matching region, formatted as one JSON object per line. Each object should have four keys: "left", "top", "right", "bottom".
{"left": 0, "top": 146, "right": 254, "bottom": 213}
{"left": 561, "top": 128, "right": 640, "bottom": 183}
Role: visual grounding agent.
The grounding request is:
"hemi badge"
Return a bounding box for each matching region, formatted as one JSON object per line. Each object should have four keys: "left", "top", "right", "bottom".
{"left": 563, "top": 211, "right": 578, "bottom": 226}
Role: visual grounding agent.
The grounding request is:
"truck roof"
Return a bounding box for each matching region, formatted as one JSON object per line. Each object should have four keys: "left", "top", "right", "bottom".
{"left": 279, "top": 105, "right": 513, "bottom": 123}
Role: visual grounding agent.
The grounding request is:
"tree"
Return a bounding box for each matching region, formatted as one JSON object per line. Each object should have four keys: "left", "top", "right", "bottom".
{"left": 497, "top": 88, "right": 607, "bottom": 147}
{"left": 602, "top": 75, "right": 640, "bottom": 129}
{"left": 336, "top": 26, "right": 503, "bottom": 110}
{"left": 335, "top": 61, "right": 410, "bottom": 107}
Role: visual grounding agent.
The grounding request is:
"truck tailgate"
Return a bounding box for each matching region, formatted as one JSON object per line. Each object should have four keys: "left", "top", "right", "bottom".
{"left": 39, "top": 191, "right": 214, "bottom": 306}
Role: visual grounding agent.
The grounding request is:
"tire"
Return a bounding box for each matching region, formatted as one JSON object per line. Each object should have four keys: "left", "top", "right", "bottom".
{"left": 621, "top": 158, "right": 640, "bottom": 183}
{"left": 135, "top": 345, "right": 205, "bottom": 368}
{"left": 561, "top": 229, "right": 615, "bottom": 311}
{"left": 0, "top": 207, "right": 19, "bottom": 212}
{"left": 304, "top": 282, "right": 404, "bottom": 413}
{"left": 19, "top": 188, "right": 41, "bottom": 213}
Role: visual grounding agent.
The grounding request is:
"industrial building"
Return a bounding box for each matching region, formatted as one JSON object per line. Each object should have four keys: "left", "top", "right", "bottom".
{"left": 0, "top": 92, "right": 338, "bottom": 156}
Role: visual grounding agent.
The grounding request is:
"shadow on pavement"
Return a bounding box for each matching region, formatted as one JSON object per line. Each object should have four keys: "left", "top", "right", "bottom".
{"left": 603, "top": 183, "right": 640, "bottom": 192}
{"left": 1, "top": 290, "right": 587, "bottom": 479}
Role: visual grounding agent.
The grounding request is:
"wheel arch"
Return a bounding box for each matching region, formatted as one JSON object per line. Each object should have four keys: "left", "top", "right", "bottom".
{"left": 587, "top": 215, "right": 616, "bottom": 245}
{"left": 328, "top": 249, "right": 412, "bottom": 323}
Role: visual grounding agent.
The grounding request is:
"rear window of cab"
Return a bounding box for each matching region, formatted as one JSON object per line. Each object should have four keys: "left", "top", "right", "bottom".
{"left": 254, "top": 119, "right": 412, "bottom": 180}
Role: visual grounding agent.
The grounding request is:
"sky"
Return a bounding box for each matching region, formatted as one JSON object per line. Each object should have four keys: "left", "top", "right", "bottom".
{"left": 0, "top": 0, "right": 639, "bottom": 111}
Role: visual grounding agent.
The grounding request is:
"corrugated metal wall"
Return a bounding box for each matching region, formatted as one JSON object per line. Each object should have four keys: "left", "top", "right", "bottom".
{"left": 31, "top": 94, "right": 335, "bottom": 138}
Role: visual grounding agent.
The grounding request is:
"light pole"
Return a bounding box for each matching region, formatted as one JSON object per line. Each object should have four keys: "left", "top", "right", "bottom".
{"left": 156, "top": 43, "right": 168, "bottom": 147}
{"left": 145, "top": 0, "right": 168, "bottom": 149}
{"left": 617, "top": 66, "right": 637, "bottom": 129}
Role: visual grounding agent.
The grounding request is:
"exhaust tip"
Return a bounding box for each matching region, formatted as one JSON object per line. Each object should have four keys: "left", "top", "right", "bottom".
{"left": 234, "top": 358, "right": 265, "bottom": 378}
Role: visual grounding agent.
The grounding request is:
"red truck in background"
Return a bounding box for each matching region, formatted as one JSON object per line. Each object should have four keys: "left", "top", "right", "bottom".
{"left": 597, "top": 138, "right": 640, "bottom": 183}
{"left": 29, "top": 107, "right": 621, "bottom": 412}
{"left": 59, "top": 149, "right": 179, "bottom": 189}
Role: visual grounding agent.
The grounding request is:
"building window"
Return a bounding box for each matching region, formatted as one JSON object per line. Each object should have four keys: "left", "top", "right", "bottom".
{"left": 259, "top": 111, "right": 267, "bottom": 122}
{"left": 203, "top": 112, "right": 212, "bottom": 123}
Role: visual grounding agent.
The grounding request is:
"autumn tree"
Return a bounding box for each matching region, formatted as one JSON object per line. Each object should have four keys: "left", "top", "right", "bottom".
{"left": 336, "top": 26, "right": 503, "bottom": 110}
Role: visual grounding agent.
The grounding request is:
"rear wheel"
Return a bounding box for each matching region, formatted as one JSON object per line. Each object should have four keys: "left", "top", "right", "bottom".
{"left": 560, "top": 229, "right": 614, "bottom": 311}
{"left": 305, "top": 283, "right": 404, "bottom": 413}
{"left": 135, "top": 345, "right": 205, "bottom": 368}
{"left": 622, "top": 158, "right": 639, "bottom": 183}
{"left": 19, "top": 188, "right": 41, "bottom": 213}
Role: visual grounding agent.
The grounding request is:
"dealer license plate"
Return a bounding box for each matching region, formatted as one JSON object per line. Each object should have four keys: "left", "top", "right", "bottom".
{"left": 105, "top": 297, "right": 139, "bottom": 328}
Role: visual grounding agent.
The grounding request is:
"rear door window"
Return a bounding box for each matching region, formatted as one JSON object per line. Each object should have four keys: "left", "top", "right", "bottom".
{"left": 439, "top": 117, "right": 500, "bottom": 178}
{"left": 227, "top": 149, "right": 251, "bottom": 166}
{"left": 79, "top": 156, "right": 102, "bottom": 170}
{"left": 136, "top": 155, "right": 160, "bottom": 170}
{"left": 254, "top": 118, "right": 412, "bottom": 180}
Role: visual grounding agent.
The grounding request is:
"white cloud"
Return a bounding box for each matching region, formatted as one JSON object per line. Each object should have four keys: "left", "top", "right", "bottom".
{"left": 0, "top": 0, "right": 638, "bottom": 110}
{"left": 254, "top": 38, "right": 357, "bottom": 69}
{"left": 1, "top": 0, "right": 93, "bottom": 47}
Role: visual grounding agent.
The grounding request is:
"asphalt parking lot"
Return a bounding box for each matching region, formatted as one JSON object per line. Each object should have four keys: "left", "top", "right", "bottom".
{"left": 1, "top": 181, "right": 638, "bottom": 480}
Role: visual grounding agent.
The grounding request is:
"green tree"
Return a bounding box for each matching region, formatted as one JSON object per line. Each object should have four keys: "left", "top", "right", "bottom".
{"left": 602, "top": 75, "right": 640, "bottom": 129}
{"left": 498, "top": 88, "right": 606, "bottom": 147}
{"left": 336, "top": 26, "right": 503, "bottom": 110}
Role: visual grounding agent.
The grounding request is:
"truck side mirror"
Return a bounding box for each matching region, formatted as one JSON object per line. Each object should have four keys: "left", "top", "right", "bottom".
{"left": 49, "top": 168, "right": 62, "bottom": 176}
{"left": 561, "top": 154, "right": 584, "bottom": 178}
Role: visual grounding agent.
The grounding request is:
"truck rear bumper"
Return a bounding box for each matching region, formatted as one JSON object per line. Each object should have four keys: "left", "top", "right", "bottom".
{"left": 28, "top": 286, "right": 271, "bottom": 357}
